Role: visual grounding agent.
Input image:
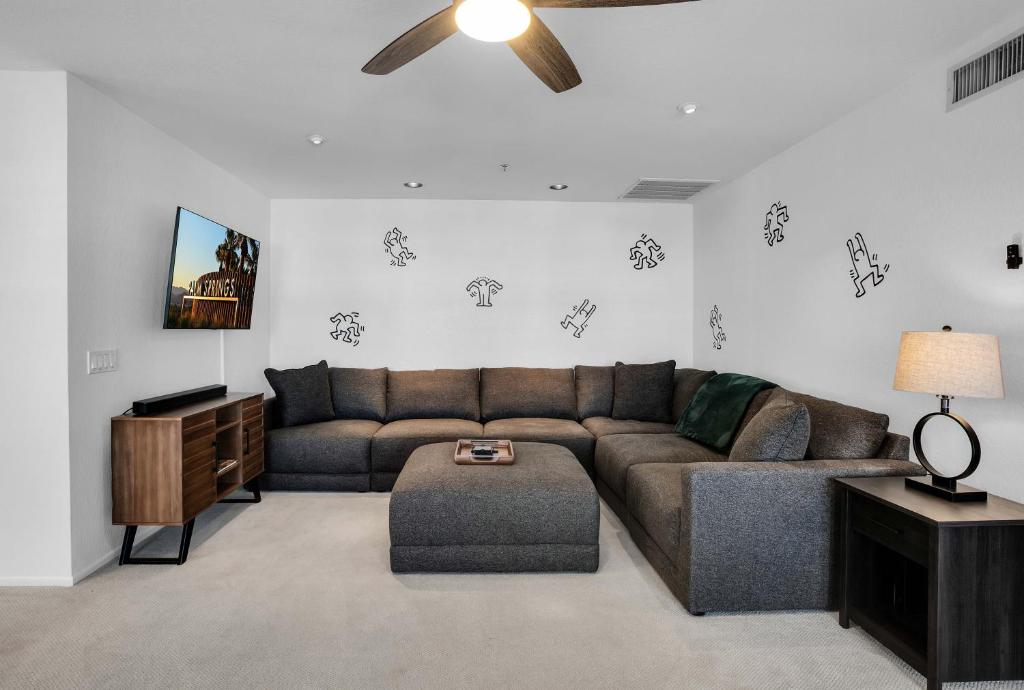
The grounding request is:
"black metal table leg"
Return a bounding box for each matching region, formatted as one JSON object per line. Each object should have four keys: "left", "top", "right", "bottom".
{"left": 118, "top": 518, "right": 196, "bottom": 565}
{"left": 219, "top": 480, "right": 261, "bottom": 504}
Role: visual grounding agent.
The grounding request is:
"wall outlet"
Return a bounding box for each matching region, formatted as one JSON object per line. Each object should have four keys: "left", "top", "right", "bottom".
{"left": 87, "top": 349, "right": 119, "bottom": 375}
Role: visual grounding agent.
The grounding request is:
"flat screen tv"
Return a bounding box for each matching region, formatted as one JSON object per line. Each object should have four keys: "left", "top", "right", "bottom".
{"left": 163, "top": 207, "right": 260, "bottom": 330}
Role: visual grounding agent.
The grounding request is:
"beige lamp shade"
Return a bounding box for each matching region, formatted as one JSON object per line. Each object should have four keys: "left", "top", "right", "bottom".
{"left": 893, "top": 330, "right": 1004, "bottom": 399}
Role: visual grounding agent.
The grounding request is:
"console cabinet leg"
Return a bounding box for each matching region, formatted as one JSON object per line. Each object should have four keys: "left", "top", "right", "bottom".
{"left": 118, "top": 519, "right": 196, "bottom": 566}
{"left": 219, "top": 479, "right": 261, "bottom": 504}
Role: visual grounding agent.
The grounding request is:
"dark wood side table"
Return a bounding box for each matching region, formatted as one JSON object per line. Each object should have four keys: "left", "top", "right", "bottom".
{"left": 836, "top": 477, "right": 1024, "bottom": 690}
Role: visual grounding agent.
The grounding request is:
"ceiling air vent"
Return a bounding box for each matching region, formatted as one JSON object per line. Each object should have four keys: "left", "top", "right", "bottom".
{"left": 948, "top": 29, "right": 1024, "bottom": 109}
{"left": 620, "top": 178, "right": 716, "bottom": 202}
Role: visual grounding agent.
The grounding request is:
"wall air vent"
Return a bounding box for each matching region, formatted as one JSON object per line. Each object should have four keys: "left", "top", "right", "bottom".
{"left": 620, "top": 178, "right": 717, "bottom": 202}
{"left": 948, "top": 29, "right": 1024, "bottom": 109}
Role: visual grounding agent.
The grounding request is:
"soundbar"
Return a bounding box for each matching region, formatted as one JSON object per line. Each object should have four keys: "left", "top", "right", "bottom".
{"left": 133, "top": 384, "right": 227, "bottom": 416}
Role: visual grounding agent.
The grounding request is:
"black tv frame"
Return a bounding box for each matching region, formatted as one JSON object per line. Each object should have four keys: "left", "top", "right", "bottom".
{"left": 162, "top": 206, "right": 259, "bottom": 331}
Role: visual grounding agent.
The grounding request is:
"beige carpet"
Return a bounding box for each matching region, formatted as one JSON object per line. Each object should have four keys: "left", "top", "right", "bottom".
{"left": 1, "top": 493, "right": 1020, "bottom": 690}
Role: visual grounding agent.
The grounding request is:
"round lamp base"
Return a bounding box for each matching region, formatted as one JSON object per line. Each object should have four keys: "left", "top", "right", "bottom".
{"left": 904, "top": 476, "right": 987, "bottom": 502}
{"left": 908, "top": 406, "right": 987, "bottom": 503}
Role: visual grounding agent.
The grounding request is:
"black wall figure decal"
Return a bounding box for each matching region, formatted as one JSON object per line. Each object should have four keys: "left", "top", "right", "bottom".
{"left": 383, "top": 227, "right": 416, "bottom": 267}
{"left": 466, "top": 277, "right": 503, "bottom": 307}
{"left": 561, "top": 299, "right": 597, "bottom": 338}
{"left": 710, "top": 305, "right": 727, "bottom": 350}
{"left": 764, "top": 202, "right": 790, "bottom": 247}
{"left": 330, "top": 312, "right": 365, "bottom": 346}
{"left": 629, "top": 233, "right": 666, "bottom": 270}
{"left": 846, "top": 232, "right": 890, "bottom": 298}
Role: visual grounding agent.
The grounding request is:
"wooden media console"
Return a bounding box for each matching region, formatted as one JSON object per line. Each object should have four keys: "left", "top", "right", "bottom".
{"left": 111, "top": 392, "right": 264, "bottom": 564}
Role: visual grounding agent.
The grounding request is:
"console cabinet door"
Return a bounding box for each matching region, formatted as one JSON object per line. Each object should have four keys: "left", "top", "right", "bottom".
{"left": 241, "top": 395, "right": 264, "bottom": 483}
{"left": 182, "top": 411, "right": 217, "bottom": 520}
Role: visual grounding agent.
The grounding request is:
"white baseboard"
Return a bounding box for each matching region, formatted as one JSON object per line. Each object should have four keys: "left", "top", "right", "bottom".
{"left": 72, "top": 525, "right": 161, "bottom": 584}
{"left": 0, "top": 575, "right": 75, "bottom": 587}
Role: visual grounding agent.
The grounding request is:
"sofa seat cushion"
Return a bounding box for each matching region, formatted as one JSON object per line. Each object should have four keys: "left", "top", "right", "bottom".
{"left": 266, "top": 419, "right": 381, "bottom": 474}
{"left": 371, "top": 418, "right": 485, "bottom": 474}
{"left": 480, "top": 368, "right": 578, "bottom": 421}
{"left": 582, "top": 417, "right": 677, "bottom": 438}
{"left": 627, "top": 463, "right": 684, "bottom": 564}
{"left": 482, "top": 418, "right": 596, "bottom": 470}
{"left": 595, "top": 433, "right": 724, "bottom": 501}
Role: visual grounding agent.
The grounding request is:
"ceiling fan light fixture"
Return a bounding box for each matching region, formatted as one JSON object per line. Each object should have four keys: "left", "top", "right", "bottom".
{"left": 455, "top": 0, "right": 532, "bottom": 43}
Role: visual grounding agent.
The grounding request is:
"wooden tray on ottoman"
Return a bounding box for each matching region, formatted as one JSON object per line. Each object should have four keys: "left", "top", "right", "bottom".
{"left": 454, "top": 439, "right": 515, "bottom": 465}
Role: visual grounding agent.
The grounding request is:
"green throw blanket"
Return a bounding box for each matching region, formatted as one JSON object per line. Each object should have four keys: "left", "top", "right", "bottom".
{"left": 675, "top": 373, "right": 777, "bottom": 451}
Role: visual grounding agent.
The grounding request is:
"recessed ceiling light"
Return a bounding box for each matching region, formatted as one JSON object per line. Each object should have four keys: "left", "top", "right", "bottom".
{"left": 679, "top": 103, "right": 699, "bottom": 115}
{"left": 404, "top": 181, "right": 423, "bottom": 189}
{"left": 550, "top": 184, "right": 568, "bottom": 191}
{"left": 307, "top": 134, "right": 326, "bottom": 146}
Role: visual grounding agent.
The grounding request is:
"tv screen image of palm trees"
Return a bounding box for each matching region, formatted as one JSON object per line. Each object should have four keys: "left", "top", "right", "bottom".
{"left": 166, "top": 208, "right": 260, "bottom": 329}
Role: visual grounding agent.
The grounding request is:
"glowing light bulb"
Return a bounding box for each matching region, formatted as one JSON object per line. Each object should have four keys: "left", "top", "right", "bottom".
{"left": 455, "top": 0, "right": 532, "bottom": 43}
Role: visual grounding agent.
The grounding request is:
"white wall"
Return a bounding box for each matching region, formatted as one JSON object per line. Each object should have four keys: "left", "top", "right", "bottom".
{"left": 270, "top": 200, "right": 692, "bottom": 371}
{"left": 693, "top": 19, "right": 1024, "bottom": 502}
{"left": 0, "top": 72, "right": 73, "bottom": 585}
{"left": 66, "top": 76, "right": 271, "bottom": 580}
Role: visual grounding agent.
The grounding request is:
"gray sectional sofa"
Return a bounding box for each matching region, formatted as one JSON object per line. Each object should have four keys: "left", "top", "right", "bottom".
{"left": 262, "top": 363, "right": 924, "bottom": 614}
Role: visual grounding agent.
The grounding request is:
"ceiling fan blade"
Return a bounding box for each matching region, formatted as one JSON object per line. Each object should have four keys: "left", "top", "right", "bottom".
{"left": 362, "top": 7, "right": 458, "bottom": 75}
{"left": 507, "top": 14, "right": 582, "bottom": 93}
{"left": 532, "top": 0, "right": 699, "bottom": 7}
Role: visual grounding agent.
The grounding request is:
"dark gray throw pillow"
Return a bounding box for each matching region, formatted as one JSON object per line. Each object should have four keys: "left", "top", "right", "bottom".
{"left": 612, "top": 360, "right": 677, "bottom": 423}
{"left": 264, "top": 360, "right": 334, "bottom": 428}
{"left": 729, "top": 395, "right": 811, "bottom": 461}
{"left": 329, "top": 367, "right": 388, "bottom": 422}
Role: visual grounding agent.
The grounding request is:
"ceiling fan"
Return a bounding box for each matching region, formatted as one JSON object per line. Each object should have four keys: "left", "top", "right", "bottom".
{"left": 362, "top": 0, "right": 700, "bottom": 94}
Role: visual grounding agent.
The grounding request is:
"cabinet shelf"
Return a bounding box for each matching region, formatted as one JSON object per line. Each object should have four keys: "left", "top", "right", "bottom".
{"left": 215, "top": 459, "right": 239, "bottom": 477}
{"left": 216, "top": 481, "right": 242, "bottom": 501}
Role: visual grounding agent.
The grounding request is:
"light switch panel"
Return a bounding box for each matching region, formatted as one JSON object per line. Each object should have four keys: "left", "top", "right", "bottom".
{"left": 87, "top": 349, "right": 119, "bottom": 374}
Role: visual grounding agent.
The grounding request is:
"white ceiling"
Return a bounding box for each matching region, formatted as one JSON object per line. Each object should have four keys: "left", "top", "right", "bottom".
{"left": 0, "top": 0, "right": 1021, "bottom": 201}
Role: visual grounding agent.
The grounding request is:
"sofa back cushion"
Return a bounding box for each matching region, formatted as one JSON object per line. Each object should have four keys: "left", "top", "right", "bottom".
{"left": 575, "top": 365, "right": 614, "bottom": 419}
{"left": 612, "top": 360, "right": 676, "bottom": 423}
{"left": 329, "top": 367, "right": 388, "bottom": 422}
{"left": 778, "top": 388, "right": 890, "bottom": 459}
{"left": 264, "top": 360, "right": 334, "bottom": 428}
{"left": 672, "top": 368, "right": 716, "bottom": 422}
{"left": 387, "top": 369, "right": 480, "bottom": 421}
{"left": 480, "top": 367, "right": 577, "bottom": 421}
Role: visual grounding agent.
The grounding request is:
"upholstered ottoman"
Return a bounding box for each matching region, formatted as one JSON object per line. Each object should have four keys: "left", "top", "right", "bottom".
{"left": 389, "top": 442, "right": 599, "bottom": 573}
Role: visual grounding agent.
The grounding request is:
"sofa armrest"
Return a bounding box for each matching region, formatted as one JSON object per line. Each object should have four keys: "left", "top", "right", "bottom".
{"left": 263, "top": 396, "right": 280, "bottom": 432}
{"left": 676, "top": 458, "right": 925, "bottom": 613}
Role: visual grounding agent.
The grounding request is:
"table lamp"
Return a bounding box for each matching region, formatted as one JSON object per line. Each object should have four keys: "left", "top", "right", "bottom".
{"left": 893, "top": 326, "right": 1003, "bottom": 502}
